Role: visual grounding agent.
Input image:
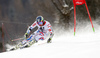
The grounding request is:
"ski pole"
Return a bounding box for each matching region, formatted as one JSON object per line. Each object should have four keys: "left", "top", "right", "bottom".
{"left": 11, "top": 38, "right": 22, "bottom": 41}
{"left": 74, "top": 4, "right": 76, "bottom": 36}
{"left": 85, "top": 1, "right": 95, "bottom": 32}
{"left": 11, "top": 37, "right": 26, "bottom": 42}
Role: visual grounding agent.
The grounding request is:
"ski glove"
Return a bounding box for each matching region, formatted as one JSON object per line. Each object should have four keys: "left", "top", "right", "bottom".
{"left": 47, "top": 38, "right": 52, "bottom": 43}
{"left": 25, "top": 33, "right": 29, "bottom": 39}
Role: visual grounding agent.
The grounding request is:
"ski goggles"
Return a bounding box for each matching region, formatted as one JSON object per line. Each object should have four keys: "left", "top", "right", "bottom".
{"left": 38, "top": 21, "right": 43, "bottom": 25}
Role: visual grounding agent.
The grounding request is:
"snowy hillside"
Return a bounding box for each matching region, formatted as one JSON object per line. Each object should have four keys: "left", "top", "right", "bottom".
{"left": 0, "top": 23, "right": 100, "bottom": 58}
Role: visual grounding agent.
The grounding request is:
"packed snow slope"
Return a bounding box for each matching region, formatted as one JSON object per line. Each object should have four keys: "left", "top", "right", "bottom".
{"left": 0, "top": 23, "right": 100, "bottom": 58}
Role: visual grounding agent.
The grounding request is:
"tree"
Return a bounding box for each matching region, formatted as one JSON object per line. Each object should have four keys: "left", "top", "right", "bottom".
{"left": 51, "top": 0, "right": 73, "bottom": 30}
{"left": 0, "top": 27, "right": 3, "bottom": 52}
{"left": 0, "top": 27, "right": 1, "bottom": 32}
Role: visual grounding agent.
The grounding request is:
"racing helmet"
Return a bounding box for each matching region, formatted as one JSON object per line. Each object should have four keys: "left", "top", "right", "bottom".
{"left": 36, "top": 16, "right": 44, "bottom": 26}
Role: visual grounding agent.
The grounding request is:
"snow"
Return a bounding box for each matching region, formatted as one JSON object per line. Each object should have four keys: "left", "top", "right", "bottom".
{"left": 0, "top": 23, "right": 100, "bottom": 58}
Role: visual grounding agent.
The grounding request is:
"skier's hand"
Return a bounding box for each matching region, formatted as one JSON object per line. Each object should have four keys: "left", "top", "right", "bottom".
{"left": 25, "top": 33, "right": 29, "bottom": 38}
{"left": 47, "top": 38, "right": 52, "bottom": 43}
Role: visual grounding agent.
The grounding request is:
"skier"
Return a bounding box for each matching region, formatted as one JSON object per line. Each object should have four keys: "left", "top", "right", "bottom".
{"left": 10, "top": 16, "right": 54, "bottom": 50}
{"left": 23, "top": 15, "right": 54, "bottom": 47}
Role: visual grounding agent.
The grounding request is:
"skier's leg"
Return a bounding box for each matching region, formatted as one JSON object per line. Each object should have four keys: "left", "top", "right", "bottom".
{"left": 10, "top": 40, "right": 27, "bottom": 50}
{"left": 35, "top": 33, "right": 46, "bottom": 41}
{"left": 24, "top": 30, "right": 39, "bottom": 47}
{"left": 10, "top": 32, "right": 38, "bottom": 50}
{"left": 23, "top": 34, "right": 36, "bottom": 47}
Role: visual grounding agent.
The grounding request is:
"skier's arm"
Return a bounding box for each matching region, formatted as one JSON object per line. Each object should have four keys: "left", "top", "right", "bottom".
{"left": 48, "top": 23, "right": 54, "bottom": 38}
{"left": 25, "top": 21, "right": 37, "bottom": 38}
{"left": 47, "top": 23, "right": 54, "bottom": 43}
